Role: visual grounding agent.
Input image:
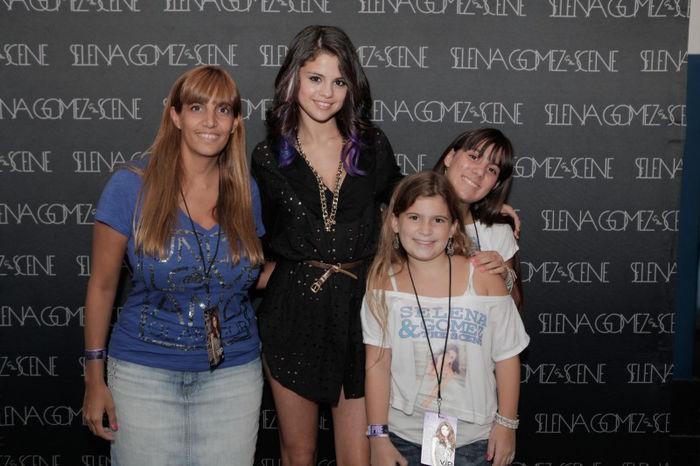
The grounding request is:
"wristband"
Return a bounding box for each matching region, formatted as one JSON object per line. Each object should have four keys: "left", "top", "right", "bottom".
{"left": 494, "top": 412, "right": 519, "bottom": 430}
{"left": 366, "top": 424, "right": 389, "bottom": 438}
{"left": 85, "top": 348, "right": 107, "bottom": 361}
{"left": 503, "top": 267, "right": 516, "bottom": 293}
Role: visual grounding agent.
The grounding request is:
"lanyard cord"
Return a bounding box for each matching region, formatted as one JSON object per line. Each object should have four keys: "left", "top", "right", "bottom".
{"left": 180, "top": 185, "right": 222, "bottom": 298}
{"left": 406, "top": 254, "right": 452, "bottom": 416}
{"left": 472, "top": 217, "right": 482, "bottom": 252}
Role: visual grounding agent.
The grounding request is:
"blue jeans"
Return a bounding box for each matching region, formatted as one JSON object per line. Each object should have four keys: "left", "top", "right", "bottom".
{"left": 108, "top": 357, "right": 263, "bottom": 466}
{"left": 389, "top": 432, "right": 489, "bottom": 466}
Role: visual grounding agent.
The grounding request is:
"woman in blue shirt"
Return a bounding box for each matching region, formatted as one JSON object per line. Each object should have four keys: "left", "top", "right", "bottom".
{"left": 81, "top": 66, "right": 265, "bottom": 465}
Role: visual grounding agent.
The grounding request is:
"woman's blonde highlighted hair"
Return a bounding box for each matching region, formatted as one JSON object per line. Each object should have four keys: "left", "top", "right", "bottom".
{"left": 131, "top": 65, "right": 263, "bottom": 266}
{"left": 365, "top": 171, "right": 471, "bottom": 342}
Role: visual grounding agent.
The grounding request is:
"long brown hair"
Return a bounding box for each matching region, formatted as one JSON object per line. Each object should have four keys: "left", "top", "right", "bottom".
{"left": 132, "top": 66, "right": 263, "bottom": 266}
{"left": 365, "top": 172, "right": 471, "bottom": 342}
{"left": 435, "top": 421, "right": 456, "bottom": 447}
{"left": 266, "top": 25, "right": 373, "bottom": 175}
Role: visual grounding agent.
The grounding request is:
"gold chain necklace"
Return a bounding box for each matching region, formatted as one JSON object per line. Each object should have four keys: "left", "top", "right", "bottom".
{"left": 295, "top": 135, "right": 344, "bottom": 232}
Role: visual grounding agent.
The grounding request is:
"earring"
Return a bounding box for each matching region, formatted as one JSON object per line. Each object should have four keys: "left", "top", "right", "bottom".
{"left": 393, "top": 233, "right": 400, "bottom": 250}
{"left": 446, "top": 237, "right": 454, "bottom": 256}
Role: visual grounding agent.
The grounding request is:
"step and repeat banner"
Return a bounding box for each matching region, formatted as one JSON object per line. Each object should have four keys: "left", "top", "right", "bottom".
{"left": 1, "top": 1, "right": 688, "bottom": 465}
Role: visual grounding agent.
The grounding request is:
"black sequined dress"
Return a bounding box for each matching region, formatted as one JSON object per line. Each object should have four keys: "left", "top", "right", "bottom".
{"left": 251, "top": 129, "right": 401, "bottom": 404}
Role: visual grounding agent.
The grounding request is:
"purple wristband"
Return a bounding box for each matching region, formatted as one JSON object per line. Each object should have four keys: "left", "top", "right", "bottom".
{"left": 366, "top": 424, "right": 389, "bottom": 438}
{"left": 85, "top": 348, "right": 107, "bottom": 361}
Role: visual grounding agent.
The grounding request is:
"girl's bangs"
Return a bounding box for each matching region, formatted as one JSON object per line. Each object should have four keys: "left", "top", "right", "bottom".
{"left": 180, "top": 71, "right": 238, "bottom": 109}
{"left": 477, "top": 140, "right": 505, "bottom": 167}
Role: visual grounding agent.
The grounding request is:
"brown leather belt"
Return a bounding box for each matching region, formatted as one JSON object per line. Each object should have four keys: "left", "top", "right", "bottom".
{"left": 303, "top": 260, "right": 364, "bottom": 293}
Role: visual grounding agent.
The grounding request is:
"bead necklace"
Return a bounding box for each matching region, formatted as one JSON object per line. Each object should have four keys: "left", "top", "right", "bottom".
{"left": 295, "top": 135, "right": 344, "bottom": 232}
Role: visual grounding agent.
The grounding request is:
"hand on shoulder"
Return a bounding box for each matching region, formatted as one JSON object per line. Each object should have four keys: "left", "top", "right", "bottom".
{"left": 471, "top": 260, "right": 508, "bottom": 296}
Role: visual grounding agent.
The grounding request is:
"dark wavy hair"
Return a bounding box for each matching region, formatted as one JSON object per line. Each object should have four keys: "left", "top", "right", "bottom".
{"left": 432, "top": 127, "right": 515, "bottom": 225}
{"left": 266, "top": 25, "right": 373, "bottom": 176}
{"left": 436, "top": 345, "right": 461, "bottom": 374}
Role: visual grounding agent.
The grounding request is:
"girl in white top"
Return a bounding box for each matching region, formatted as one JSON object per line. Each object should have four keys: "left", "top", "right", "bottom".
{"left": 362, "top": 171, "right": 529, "bottom": 466}
{"left": 433, "top": 128, "right": 522, "bottom": 309}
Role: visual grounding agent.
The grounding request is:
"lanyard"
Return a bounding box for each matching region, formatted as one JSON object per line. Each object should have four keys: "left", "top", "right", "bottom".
{"left": 472, "top": 221, "right": 482, "bottom": 252}
{"left": 406, "top": 255, "right": 452, "bottom": 416}
{"left": 180, "top": 186, "right": 221, "bottom": 301}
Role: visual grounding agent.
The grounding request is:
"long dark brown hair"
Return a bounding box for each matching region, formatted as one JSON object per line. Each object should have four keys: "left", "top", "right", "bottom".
{"left": 433, "top": 127, "right": 515, "bottom": 225}
{"left": 266, "top": 25, "right": 373, "bottom": 176}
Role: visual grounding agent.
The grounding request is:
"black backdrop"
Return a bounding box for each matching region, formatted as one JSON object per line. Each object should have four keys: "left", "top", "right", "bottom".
{"left": 0, "top": 1, "right": 689, "bottom": 464}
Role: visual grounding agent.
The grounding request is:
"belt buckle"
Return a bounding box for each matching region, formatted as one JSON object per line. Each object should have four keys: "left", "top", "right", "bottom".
{"left": 310, "top": 280, "right": 323, "bottom": 293}
{"left": 309, "top": 265, "right": 338, "bottom": 293}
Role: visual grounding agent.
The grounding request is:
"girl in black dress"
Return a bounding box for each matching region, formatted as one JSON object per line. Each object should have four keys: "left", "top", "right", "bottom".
{"left": 251, "top": 25, "right": 402, "bottom": 465}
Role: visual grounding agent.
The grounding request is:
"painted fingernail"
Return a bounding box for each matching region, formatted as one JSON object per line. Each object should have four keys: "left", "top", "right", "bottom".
{"left": 480, "top": 267, "right": 486, "bottom": 272}
{"left": 486, "top": 454, "right": 493, "bottom": 461}
{"left": 112, "top": 423, "right": 118, "bottom": 431}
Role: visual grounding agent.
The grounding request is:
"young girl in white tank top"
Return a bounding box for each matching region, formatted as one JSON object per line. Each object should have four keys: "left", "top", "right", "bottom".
{"left": 362, "top": 171, "right": 529, "bottom": 466}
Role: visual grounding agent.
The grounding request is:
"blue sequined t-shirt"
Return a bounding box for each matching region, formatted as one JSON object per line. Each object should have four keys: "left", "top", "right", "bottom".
{"left": 95, "top": 166, "right": 264, "bottom": 371}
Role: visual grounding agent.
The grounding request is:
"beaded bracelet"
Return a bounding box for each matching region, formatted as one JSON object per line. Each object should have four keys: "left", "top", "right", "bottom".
{"left": 366, "top": 424, "right": 389, "bottom": 438}
{"left": 503, "top": 267, "right": 517, "bottom": 293}
{"left": 85, "top": 348, "right": 107, "bottom": 361}
{"left": 494, "top": 412, "right": 519, "bottom": 430}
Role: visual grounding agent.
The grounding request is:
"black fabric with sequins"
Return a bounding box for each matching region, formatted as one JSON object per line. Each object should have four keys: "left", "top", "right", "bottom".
{"left": 251, "top": 128, "right": 402, "bottom": 404}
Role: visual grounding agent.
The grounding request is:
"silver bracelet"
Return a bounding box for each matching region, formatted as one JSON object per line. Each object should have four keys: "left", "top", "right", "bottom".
{"left": 503, "top": 267, "right": 516, "bottom": 293}
{"left": 494, "top": 412, "right": 519, "bottom": 430}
